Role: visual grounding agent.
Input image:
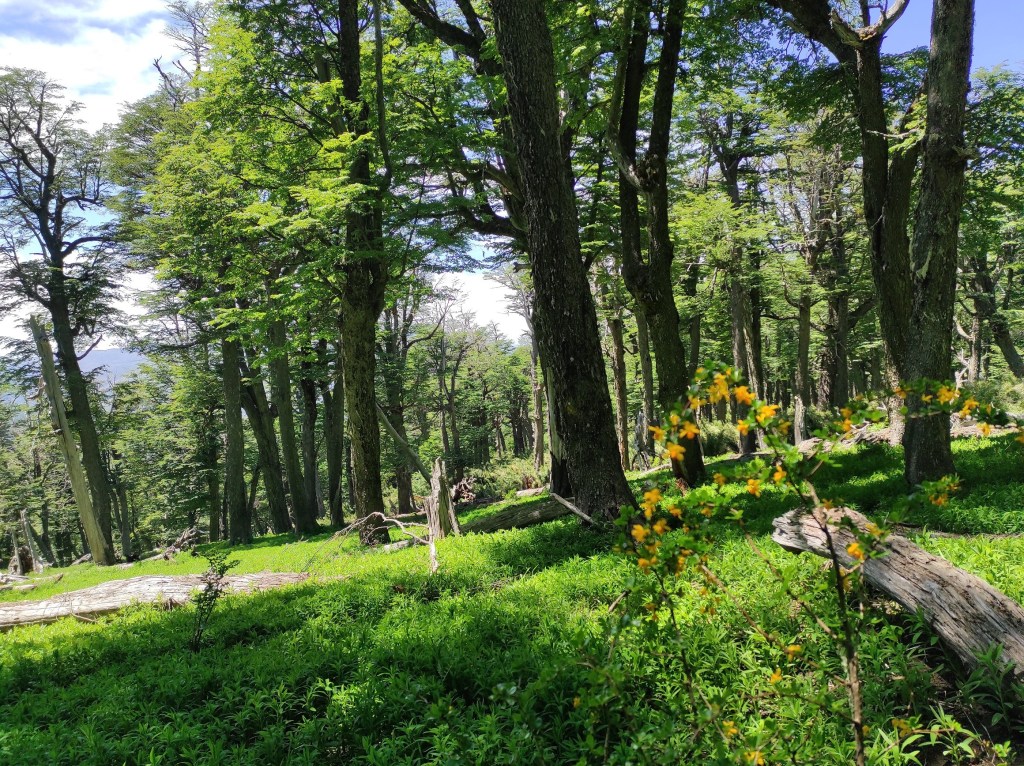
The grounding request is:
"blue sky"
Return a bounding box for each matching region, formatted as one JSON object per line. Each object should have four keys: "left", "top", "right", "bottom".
{"left": 884, "top": 0, "right": 1024, "bottom": 70}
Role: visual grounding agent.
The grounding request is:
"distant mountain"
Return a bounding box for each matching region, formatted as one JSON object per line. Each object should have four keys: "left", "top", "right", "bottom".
{"left": 80, "top": 348, "right": 145, "bottom": 382}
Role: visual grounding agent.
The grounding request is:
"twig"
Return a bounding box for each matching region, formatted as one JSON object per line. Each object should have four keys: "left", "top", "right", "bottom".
{"left": 550, "top": 493, "right": 595, "bottom": 525}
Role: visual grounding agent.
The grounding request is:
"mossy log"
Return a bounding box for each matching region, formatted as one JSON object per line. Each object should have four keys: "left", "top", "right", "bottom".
{"left": 0, "top": 572, "right": 308, "bottom": 631}
{"left": 460, "top": 498, "right": 570, "bottom": 534}
{"left": 772, "top": 507, "right": 1024, "bottom": 676}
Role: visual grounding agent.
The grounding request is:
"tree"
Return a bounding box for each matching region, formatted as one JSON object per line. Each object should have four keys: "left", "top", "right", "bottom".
{"left": 767, "top": 0, "right": 977, "bottom": 484}
{"left": 0, "top": 68, "right": 118, "bottom": 564}
{"left": 490, "top": 0, "right": 636, "bottom": 520}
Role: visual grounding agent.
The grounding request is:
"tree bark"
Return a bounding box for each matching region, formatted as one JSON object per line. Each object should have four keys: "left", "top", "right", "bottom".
{"left": 299, "top": 360, "right": 323, "bottom": 523}
{"left": 902, "top": 0, "right": 975, "bottom": 485}
{"left": 239, "top": 365, "right": 293, "bottom": 534}
{"left": 320, "top": 341, "right": 346, "bottom": 527}
{"left": 222, "top": 338, "right": 251, "bottom": 544}
{"left": 491, "top": 0, "right": 636, "bottom": 520}
{"left": 30, "top": 318, "right": 116, "bottom": 565}
{"left": 268, "top": 320, "right": 316, "bottom": 533}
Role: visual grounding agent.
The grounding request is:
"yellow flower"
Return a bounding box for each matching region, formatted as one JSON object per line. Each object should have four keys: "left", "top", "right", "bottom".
{"left": 846, "top": 541, "right": 865, "bottom": 561}
{"left": 747, "top": 479, "right": 761, "bottom": 497}
{"left": 778, "top": 419, "right": 792, "bottom": 435}
{"left": 688, "top": 395, "right": 704, "bottom": 410}
{"left": 822, "top": 498, "right": 836, "bottom": 510}
{"left": 649, "top": 425, "right": 666, "bottom": 443}
{"left": 769, "top": 667, "right": 782, "bottom": 684}
{"left": 841, "top": 418, "right": 853, "bottom": 433}
{"left": 958, "top": 397, "right": 979, "bottom": 417}
{"left": 643, "top": 488, "right": 663, "bottom": 505}
{"left": 713, "top": 472, "right": 727, "bottom": 487}
{"left": 936, "top": 386, "right": 957, "bottom": 404}
{"left": 680, "top": 421, "right": 700, "bottom": 440}
{"left": 840, "top": 407, "right": 853, "bottom": 419}
{"left": 772, "top": 466, "right": 786, "bottom": 484}
{"left": 892, "top": 718, "right": 911, "bottom": 738}
{"left": 785, "top": 644, "right": 802, "bottom": 660}
{"left": 666, "top": 441, "right": 686, "bottom": 461}
{"left": 631, "top": 524, "right": 649, "bottom": 543}
{"left": 744, "top": 750, "right": 765, "bottom": 766}
{"left": 643, "top": 505, "right": 654, "bottom": 520}
{"left": 722, "top": 720, "right": 739, "bottom": 739}
{"left": 669, "top": 413, "right": 681, "bottom": 427}
{"left": 637, "top": 557, "right": 652, "bottom": 572}
{"left": 652, "top": 518, "right": 669, "bottom": 536}
{"left": 667, "top": 503, "right": 682, "bottom": 518}
{"left": 710, "top": 373, "right": 730, "bottom": 402}
{"left": 931, "top": 493, "right": 948, "bottom": 507}
{"left": 894, "top": 386, "right": 908, "bottom": 400}
{"left": 700, "top": 503, "right": 714, "bottom": 517}
{"left": 573, "top": 696, "right": 581, "bottom": 709}
{"left": 733, "top": 385, "right": 754, "bottom": 405}
{"left": 865, "top": 522, "right": 882, "bottom": 537}
{"left": 979, "top": 422, "right": 992, "bottom": 437}
{"left": 737, "top": 420, "right": 750, "bottom": 436}
{"left": 756, "top": 404, "right": 779, "bottom": 425}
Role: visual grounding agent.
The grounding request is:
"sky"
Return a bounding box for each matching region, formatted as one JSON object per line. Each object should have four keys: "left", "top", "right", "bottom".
{"left": 0, "top": 0, "right": 1021, "bottom": 350}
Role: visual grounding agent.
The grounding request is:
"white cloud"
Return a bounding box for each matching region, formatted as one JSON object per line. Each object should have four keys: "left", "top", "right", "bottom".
{"left": 0, "top": 0, "right": 176, "bottom": 130}
{"left": 439, "top": 271, "right": 530, "bottom": 344}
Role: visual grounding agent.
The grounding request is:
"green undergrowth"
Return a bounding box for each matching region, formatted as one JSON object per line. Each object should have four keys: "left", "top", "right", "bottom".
{"left": 1, "top": 437, "right": 1023, "bottom": 764}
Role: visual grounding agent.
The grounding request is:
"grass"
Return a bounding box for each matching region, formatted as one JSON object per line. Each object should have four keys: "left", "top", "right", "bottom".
{"left": 1, "top": 436, "right": 1023, "bottom": 764}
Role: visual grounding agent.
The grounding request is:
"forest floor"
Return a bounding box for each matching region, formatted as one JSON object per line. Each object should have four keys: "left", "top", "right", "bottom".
{"left": 2, "top": 436, "right": 1024, "bottom": 764}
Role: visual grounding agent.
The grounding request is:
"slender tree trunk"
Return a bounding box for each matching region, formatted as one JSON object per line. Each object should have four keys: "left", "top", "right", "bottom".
{"left": 635, "top": 308, "right": 656, "bottom": 457}
{"left": 321, "top": 346, "right": 346, "bottom": 527}
{"left": 222, "top": 338, "right": 251, "bottom": 545}
{"left": 530, "top": 333, "right": 545, "bottom": 472}
{"left": 299, "top": 362, "right": 323, "bottom": 524}
{"left": 491, "top": 0, "right": 635, "bottom": 519}
{"left": 269, "top": 320, "right": 316, "bottom": 533}
{"left": 607, "top": 312, "right": 631, "bottom": 471}
{"left": 30, "top": 317, "right": 116, "bottom": 565}
{"left": 793, "top": 289, "right": 813, "bottom": 443}
{"left": 239, "top": 366, "right": 293, "bottom": 533}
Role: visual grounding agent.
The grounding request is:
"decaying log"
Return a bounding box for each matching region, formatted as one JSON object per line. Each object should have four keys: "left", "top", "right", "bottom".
{"left": 460, "top": 497, "right": 571, "bottom": 534}
{"left": 0, "top": 572, "right": 308, "bottom": 631}
{"left": 772, "top": 507, "right": 1024, "bottom": 676}
{"left": 70, "top": 553, "right": 92, "bottom": 566}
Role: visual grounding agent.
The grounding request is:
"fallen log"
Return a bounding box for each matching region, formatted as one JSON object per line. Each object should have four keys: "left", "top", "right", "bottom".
{"left": 0, "top": 572, "right": 308, "bottom": 631}
{"left": 460, "top": 497, "right": 571, "bottom": 534}
{"left": 772, "top": 507, "right": 1024, "bottom": 677}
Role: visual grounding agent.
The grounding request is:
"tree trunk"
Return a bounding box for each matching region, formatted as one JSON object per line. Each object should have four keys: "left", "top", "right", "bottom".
{"left": 611, "top": 0, "right": 703, "bottom": 484}
{"left": 491, "top": 0, "right": 636, "bottom": 520}
{"left": 635, "top": 307, "right": 656, "bottom": 457}
{"left": 222, "top": 338, "right": 251, "bottom": 545}
{"left": 530, "top": 333, "right": 545, "bottom": 472}
{"left": 607, "top": 312, "right": 631, "bottom": 471}
{"left": 793, "top": 289, "right": 813, "bottom": 443}
{"left": 269, "top": 320, "right": 315, "bottom": 533}
{"left": 321, "top": 345, "right": 346, "bottom": 527}
{"left": 29, "top": 317, "right": 116, "bottom": 565}
{"left": 239, "top": 369, "right": 293, "bottom": 534}
{"left": 902, "top": 0, "right": 975, "bottom": 485}
{"left": 299, "top": 362, "right": 323, "bottom": 525}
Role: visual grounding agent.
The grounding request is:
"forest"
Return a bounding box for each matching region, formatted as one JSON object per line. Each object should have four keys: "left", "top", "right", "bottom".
{"left": 2, "top": 0, "right": 1024, "bottom": 763}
